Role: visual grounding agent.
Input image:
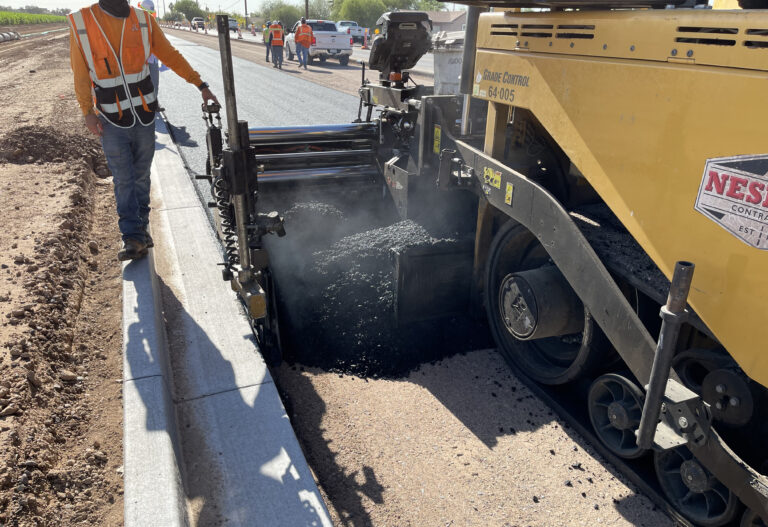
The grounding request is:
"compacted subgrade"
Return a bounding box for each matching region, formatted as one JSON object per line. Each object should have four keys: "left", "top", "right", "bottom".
{"left": 263, "top": 191, "right": 490, "bottom": 379}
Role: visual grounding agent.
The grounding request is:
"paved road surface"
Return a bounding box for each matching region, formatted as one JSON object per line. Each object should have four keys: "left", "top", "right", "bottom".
{"left": 167, "top": 25, "right": 436, "bottom": 74}
{"left": 160, "top": 33, "right": 360, "bottom": 203}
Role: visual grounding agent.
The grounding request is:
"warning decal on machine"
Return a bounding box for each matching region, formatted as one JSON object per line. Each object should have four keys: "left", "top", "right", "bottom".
{"left": 695, "top": 154, "right": 768, "bottom": 250}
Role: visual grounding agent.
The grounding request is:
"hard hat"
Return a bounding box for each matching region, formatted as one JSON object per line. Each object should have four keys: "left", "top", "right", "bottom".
{"left": 140, "top": 0, "right": 154, "bottom": 11}
{"left": 266, "top": 20, "right": 271, "bottom": 25}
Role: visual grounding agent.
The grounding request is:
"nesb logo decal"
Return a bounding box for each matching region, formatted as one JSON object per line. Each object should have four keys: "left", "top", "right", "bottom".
{"left": 695, "top": 154, "right": 768, "bottom": 250}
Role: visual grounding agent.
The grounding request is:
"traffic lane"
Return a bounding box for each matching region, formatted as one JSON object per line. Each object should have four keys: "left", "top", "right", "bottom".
{"left": 162, "top": 26, "right": 433, "bottom": 96}
{"left": 166, "top": 25, "right": 436, "bottom": 75}
{"left": 159, "top": 34, "right": 361, "bottom": 212}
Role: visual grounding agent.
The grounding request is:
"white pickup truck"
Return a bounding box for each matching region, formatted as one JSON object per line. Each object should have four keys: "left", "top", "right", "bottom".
{"left": 285, "top": 20, "right": 353, "bottom": 66}
{"left": 336, "top": 20, "right": 367, "bottom": 44}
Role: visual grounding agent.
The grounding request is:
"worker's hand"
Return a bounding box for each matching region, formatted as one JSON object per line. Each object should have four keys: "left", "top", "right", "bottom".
{"left": 201, "top": 87, "right": 219, "bottom": 106}
{"left": 84, "top": 113, "right": 103, "bottom": 137}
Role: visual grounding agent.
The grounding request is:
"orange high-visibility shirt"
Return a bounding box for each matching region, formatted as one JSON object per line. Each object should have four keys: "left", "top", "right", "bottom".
{"left": 295, "top": 23, "right": 313, "bottom": 47}
{"left": 69, "top": 3, "right": 202, "bottom": 116}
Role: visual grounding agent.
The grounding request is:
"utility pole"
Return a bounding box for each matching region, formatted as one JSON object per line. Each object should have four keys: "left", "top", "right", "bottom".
{"left": 244, "top": 0, "right": 248, "bottom": 27}
{"left": 305, "top": 0, "right": 308, "bottom": 18}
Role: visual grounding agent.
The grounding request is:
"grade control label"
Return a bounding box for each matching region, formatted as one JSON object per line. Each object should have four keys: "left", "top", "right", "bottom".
{"left": 694, "top": 154, "right": 768, "bottom": 250}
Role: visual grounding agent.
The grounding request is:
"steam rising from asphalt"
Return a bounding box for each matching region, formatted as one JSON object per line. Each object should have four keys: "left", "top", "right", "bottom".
{"left": 263, "top": 189, "right": 489, "bottom": 378}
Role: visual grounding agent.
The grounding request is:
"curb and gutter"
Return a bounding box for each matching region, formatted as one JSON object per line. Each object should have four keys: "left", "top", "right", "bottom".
{"left": 121, "top": 115, "right": 333, "bottom": 526}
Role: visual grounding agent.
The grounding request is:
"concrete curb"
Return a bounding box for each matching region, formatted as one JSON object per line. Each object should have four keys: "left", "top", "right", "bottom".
{"left": 120, "top": 113, "right": 333, "bottom": 526}
{"left": 122, "top": 246, "right": 187, "bottom": 525}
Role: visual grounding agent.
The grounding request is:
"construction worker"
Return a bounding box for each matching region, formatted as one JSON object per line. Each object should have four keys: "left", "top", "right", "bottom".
{"left": 263, "top": 20, "right": 271, "bottom": 62}
{"left": 68, "top": 0, "right": 219, "bottom": 261}
{"left": 269, "top": 20, "right": 284, "bottom": 69}
{"left": 294, "top": 17, "right": 313, "bottom": 69}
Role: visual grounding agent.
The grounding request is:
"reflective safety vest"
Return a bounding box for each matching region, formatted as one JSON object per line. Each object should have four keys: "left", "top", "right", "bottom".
{"left": 269, "top": 24, "right": 283, "bottom": 46}
{"left": 68, "top": 6, "right": 157, "bottom": 128}
{"left": 295, "top": 23, "right": 312, "bottom": 48}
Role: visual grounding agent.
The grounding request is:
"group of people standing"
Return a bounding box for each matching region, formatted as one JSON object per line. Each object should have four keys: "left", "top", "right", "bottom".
{"left": 263, "top": 18, "right": 313, "bottom": 70}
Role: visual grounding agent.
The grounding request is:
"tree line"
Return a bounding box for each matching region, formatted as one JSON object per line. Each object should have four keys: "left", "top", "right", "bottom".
{"left": 165, "top": 0, "right": 444, "bottom": 33}
{"left": 0, "top": 4, "right": 70, "bottom": 16}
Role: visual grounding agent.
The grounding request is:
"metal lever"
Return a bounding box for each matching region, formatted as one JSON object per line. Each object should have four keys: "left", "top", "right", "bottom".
{"left": 636, "top": 260, "right": 696, "bottom": 450}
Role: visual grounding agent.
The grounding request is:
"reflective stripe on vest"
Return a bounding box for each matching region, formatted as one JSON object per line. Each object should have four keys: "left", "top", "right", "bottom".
{"left": 270, "top": 25, "right": 283, "bottom": 46}
{"left": 295, "top": 24, "right": 311, "bottom": 47}
{"left": 68, "top": 6, "right": 156, "bottom": 128}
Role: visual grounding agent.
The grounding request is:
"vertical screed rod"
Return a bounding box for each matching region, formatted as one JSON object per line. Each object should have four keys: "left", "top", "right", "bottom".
{"left": 636, "top": 261, "right": 695, "bottom": 450}
{"left": 216, "top": 15, "right": 252, "bottom": 280}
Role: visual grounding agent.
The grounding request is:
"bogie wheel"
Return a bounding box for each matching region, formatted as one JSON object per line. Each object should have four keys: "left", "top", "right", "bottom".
{"left": 587, "top": 374, "right": 646, "bottom": 459}
{"left": 742, "top": 509, "right": 768, "bottom": 527}
{"left": 485, "top": 221, "right": 608, "bottom": 385}
{"left": 654, "top": 447, "right": 739, "bottom": 526}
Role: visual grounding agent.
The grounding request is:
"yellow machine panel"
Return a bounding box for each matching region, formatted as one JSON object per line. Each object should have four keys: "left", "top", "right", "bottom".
{"left": 473, "top": 10, "right": 768, "bottom": 387}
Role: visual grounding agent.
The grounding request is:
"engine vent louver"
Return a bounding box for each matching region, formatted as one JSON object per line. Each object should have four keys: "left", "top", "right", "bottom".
{"left": 521, "top": 23, "right": 553, "bottom": 38}
{"left": 489, "top": 23, "right": 595, "bottom": 42}
{"left": 675, "top": 26, "right": 737, "bottom": 47}
{"left": 490, "top": 23, "right": 518, "bottom": 36}
{"left": 745, "top": 29, "right": 768, "bottom": 49}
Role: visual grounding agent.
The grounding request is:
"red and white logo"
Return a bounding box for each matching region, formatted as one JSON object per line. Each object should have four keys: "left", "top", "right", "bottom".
{"left": 695, "top": 154, "right": 768, "bottom": 250}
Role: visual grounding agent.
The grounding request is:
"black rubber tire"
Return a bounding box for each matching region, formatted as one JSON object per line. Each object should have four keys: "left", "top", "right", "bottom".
{"left": 288, "top": 47, "right": 294, "bottom": 61}
{"left": 654, "top": 447, "right": 740, "bottom": 527}
{"left": 742, "top": 509, "right": 768, "bottom": 527}
{"left": 339, "top": 55, "right": 349, "bottom": 66}
{"left": 739, "top": 0, "right": 768, "bottom": 8}
{"left": 308, "top": 56, "right": 315, "bottom": 65}
{"left": 319, "top": 55, "right": 327, "bottom": 63}
{"left": 587, "top": 373, "right": 647, "bottom": 459}
{"left": 485, "top": 221, "right": 608, "bottom": 385}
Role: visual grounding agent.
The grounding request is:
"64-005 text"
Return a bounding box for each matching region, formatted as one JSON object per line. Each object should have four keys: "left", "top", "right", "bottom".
{"left": 488, "top": 85, "right": 515, "bottom": 102}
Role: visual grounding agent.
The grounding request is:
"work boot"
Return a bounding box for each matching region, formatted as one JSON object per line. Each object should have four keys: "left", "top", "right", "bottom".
{"left": 144, "top": 229, "right": 154, "bottom": 248}
{"left": 117, "top": 238, "right": 148, "bottom": 262}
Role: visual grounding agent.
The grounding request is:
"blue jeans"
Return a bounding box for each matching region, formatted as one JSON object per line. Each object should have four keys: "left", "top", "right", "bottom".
{"left": 272, "top": 45, "right": 283, "bottom": 68}
{"left": 265, "top": 42, "right": 271, "bottom": 61}
{"left": 100, "top": 117, "right": 156, "bottom": 243}
{"left": 296, "top": 43, "right": 309, "bottom": 66}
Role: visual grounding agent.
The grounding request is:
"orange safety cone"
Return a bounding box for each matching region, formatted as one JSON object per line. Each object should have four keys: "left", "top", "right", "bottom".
{"left": 362, "top": 28, "right": 368, "bottom": 50}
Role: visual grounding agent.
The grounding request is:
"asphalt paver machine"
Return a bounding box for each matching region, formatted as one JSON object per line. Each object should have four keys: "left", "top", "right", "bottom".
{"left": 204, "top": 4, "right": 768, "bottom": 523}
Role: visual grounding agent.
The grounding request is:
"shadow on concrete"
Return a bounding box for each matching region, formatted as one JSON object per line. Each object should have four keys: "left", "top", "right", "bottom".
{"left": 124, "top": 262, "right": 333, "bottom": 526}
{"left": 273, "top": 364, "right": 382, "bottom": 526}
{"left": 165, "top": 123, "right": 198, "bottom": 147}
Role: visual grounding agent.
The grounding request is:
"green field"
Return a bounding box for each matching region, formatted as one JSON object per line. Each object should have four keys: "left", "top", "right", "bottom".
{"left": 0, "top": 11, "right": 66, "bottom": 25}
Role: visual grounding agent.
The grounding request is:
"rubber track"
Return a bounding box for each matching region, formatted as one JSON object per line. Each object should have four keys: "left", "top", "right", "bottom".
{"left": 499, "top": 356, "right": 698, "bottom": 526}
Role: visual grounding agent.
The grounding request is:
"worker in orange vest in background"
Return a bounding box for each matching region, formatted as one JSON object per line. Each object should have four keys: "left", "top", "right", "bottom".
{"left": 294, "top": 17, "right": 313, "bottom": 70}
{"left": 269, "top": 21, "right": 284, "bottom": 69}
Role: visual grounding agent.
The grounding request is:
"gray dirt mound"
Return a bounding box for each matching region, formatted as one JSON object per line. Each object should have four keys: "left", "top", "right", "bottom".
{"left": 269, "top": 197, "right": 490, "bottom": 379}
{"left": 0, "top": 126, "right": 108, "bottom": 175}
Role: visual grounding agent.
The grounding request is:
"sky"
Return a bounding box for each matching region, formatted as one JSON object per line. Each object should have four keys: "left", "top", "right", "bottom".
{"left": 2, "top": 0, "right": 256, "bottom": 15}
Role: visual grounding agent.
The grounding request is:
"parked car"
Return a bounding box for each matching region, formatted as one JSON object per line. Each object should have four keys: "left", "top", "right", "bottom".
{"left": 191, "top": 17, "right": 205, "bottom": 30}
{"left": 336, "top": 20, "right": 367, "bottom": 44}
{"left": 228, "top": 18, "right": 239, "bottom": 32}
{"left": 285, "top": 20, "right": 353, "bottom": 66}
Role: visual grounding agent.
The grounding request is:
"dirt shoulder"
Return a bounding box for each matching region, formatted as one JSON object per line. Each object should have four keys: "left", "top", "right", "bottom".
{"left": 0, "top": 34, "right": 124, "bottom": 526}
